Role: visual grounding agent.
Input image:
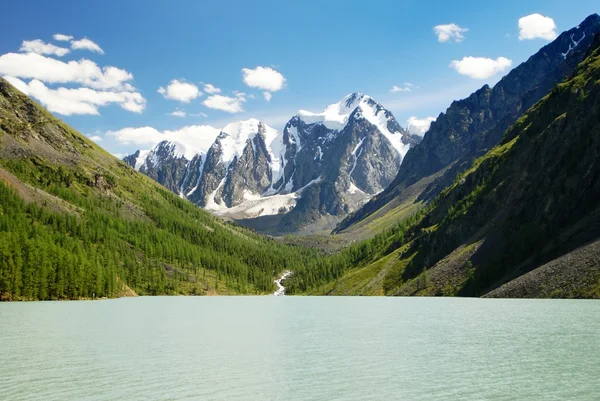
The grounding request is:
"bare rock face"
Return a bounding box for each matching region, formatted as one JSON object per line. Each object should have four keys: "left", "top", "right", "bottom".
{"left": 336, "top": 14, "right": 600, "bottom": 233}
{"left": 124, "top": 95, "right": 421, "bottom": 232}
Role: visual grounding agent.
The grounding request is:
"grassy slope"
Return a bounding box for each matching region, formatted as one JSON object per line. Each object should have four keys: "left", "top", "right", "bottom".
{"left": 0, "top": 77, "right": 319, "bottom": 300}
{"left": 301, "top": 37, "right": 600, "bottom": 298}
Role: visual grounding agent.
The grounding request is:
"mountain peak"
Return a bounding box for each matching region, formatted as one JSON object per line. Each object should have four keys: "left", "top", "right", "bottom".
{"left": 581, "top": 13, "right": 600, "bottom": 26}
{"left": 296, "top": 92, "right": 382, "bottom": 131}
{"left": 221, "top": 118, "right": 263, "bottom": 137}
{"left": 343, "top": 92, "right": 368, "bottom": 107}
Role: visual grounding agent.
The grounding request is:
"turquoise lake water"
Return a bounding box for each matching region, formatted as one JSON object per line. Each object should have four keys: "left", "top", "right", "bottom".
{"left": 1, "top": 297, "right": 599, "bottom": 400}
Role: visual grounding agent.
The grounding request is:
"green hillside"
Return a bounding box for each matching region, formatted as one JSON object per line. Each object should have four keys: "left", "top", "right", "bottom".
{"left": 0, "top": 77, "right": 320, "bottom": 300}
{"left": 287, "top": 35, "right": 600, "bottom": 298}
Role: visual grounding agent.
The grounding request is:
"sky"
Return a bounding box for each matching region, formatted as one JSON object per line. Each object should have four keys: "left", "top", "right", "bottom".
{"left": 1, "top": 0, "right": 598, "bottom": 157}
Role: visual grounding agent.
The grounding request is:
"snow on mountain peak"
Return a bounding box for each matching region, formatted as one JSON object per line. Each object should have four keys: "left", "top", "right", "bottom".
{"left": 221, "top": 118, "right": 262, "bottom": 138}
{"left": 219, "top": 119, "right": 263, "bottom": 164}
{"left": 142, "top": 140, "right": 201, "bottom": 170}
{"left": 297, "top": 92, "right": 374, "bottom": 130}
{"left": 217, "top": 119, "right": 286, "bottom": 180}
{"left": 295, "top": 92, "right": 410, "bottom": 157}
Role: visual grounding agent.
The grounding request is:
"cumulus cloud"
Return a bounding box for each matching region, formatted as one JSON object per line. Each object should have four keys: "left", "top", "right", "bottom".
{"left": 407, "top": 116, "right": 436, "bottom": 136}
{"left": 158, "top": 79, "right": 201, "bottom": 103}
{"left": 170, "top": 109, "right": 187, "bottom": 117}
{"left": 71, "top": 38, "right": 104, "bottom": 54}
{"left": 449, "top": 56, "right": 512, "bottom": 79}
{"left": 0, "top": 52, "right": 134, "bottom": 90}
{"left": 53, "top": 33, "right": 73, "bottom": 42}
{"left": 263, "top": 92, "right": 272, "bottom": 102}
{"left": 434, "top": 23, "right": 468, "bottom": 43}
{"left": 4, "top": 76, "right": 145, "bottom": 115}
{"left": 20, "top": 39, "right": 70, "bottom": 57}
{"left": 391, "top": 82, "right": 414, "bottom": 93}
{"left": 2, "top": 36, "right": 145, "bottom": 116}
{"left": 88, "top": 135, "right": 103, "bottom": 142}
{"left": 203, "top": 93, "right": 246, "bottom": 113}
{"left": 242, "top": 66, "right": 286, "bottom": 91}
{"left": 203, "top": 83, "right": 221, "bottom": 94}
{"left": 107, "top": 125, "right": 221, "bottom": 154}
{"left": 518, "top": 13, "right": 558, "bottom": 41}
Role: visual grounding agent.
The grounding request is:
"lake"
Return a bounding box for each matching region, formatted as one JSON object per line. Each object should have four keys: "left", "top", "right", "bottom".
{"left": 1, "top": 297, "right": 599, "bottom": 400}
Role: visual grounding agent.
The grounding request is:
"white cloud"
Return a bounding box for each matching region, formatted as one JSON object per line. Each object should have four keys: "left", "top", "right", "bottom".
{"left": 108, "top": 125, "right": 221, "bottom": 154}
{"left": 88, "top": 135, "right": 103, "bottom": 142}
{"left": 53, "top": 33, "right": 73, "bottom": 42}
{"left": 406, "top": 116, "right": 436, "bottom": 136}
{"left": 449, "top": 56, "right": 512, "bottom": 79}
{"left": 242, "top": 66, "right": 286, "bottom": 91}
{"left": 20, "top": 39, "right": 70, "bottom": 57}
{"left": 203, "top": 83, "right": 221, "bottom": 94}
{"left": 191, "top": 112, "right": 208, "bottom": 117}
{"left": 4, "top": 76, "right": 145, "bottom": 115}
{"left": 170, "top": 110, "right": 187, "bottom": 117}
{"left": 434, "top": 23, "right": 468, "bottom": 43}
{"left": 263, "top": 92, "right": 272, "bottom": 101}
{"left": 158, "top": 79, "right": 201, "bottom": 103}
{"left": 391, "top": 82, "right": 414, "bottom": 93}
{"left": 203, "top": 94, "right": 246, "bottom": 113}
{"left": 71, "top": 38, "right": 104, "bottom": 54}
{"left": 0, "top": 52, "right": 134, "bottom": 90}
{"left": 518, "top": 14, "right": 558, "bottom": 41}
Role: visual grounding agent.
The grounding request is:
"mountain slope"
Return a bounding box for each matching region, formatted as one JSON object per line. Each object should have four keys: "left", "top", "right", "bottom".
{"left": 0, "top": 77, "right": 320, "bottom": 300}
{"left": 287, "top": 33, "right": 600, "bottom": 298}
{"left": 336, "top": 14, "right": 600, "bottom": 235}
{"left": 125, "top": 93, "right": 420, "bottom": 234}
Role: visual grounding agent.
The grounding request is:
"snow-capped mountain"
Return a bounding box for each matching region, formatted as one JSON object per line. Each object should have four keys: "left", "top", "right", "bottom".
{"left": 124, "top": 93, "right": 421, "bottom": 233}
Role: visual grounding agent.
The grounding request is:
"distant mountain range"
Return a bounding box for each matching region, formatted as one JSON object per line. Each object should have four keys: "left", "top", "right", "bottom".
{"left": 124, "top": 93, "right": 422, "bottom": 233}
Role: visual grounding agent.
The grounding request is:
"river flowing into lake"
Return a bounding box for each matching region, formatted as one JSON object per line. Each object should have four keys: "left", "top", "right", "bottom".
{"left": 273, "top": 270, "right": 292, "bottom": 296}
{"left": 1, "top": 297, "right": 599, "bottom": 400}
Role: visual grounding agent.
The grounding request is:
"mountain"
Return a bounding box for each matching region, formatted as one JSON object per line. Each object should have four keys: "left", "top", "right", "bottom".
{"left": 286, "top": 33, "right": 600, "bottom": 298}
{"left": 336, "top": 14, "right": 600, "bottom": 235}
{"left": 0, "top": 77, "right": 320, "bottom": 300}
{"left": 125, "top": 93, "right": 421, "bottom": 234}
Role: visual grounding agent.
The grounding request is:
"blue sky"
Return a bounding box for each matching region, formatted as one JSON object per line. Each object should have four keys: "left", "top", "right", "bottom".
{"left": 1, "top": 0, "right": 598, "bottom": 156}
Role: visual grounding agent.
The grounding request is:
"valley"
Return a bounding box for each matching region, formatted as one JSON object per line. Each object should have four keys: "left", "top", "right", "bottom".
{"left": 1, "top": 14, "right": 600, "bottom": 300}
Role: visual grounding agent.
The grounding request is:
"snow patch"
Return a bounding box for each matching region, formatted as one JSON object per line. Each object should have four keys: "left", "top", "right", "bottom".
{"left": 287, "top": 125, "right": 302, "bottom": 153}
{"left": 315, "top": 146, "right": 323, "bottom": 161}
{"left": 134, "top": 150, "right": 150, "bottom": 170}
{"left": 348, "top": 182, "right": 364, "bottom": 195}
{"left": 219, "top": 119, "right": 262, "bottom": 165}
{"left": 211, "top": 176, "right": 322, "bottom": 218}
{"left": 204, "top": 178, "right": 227, "bottom": 211}
{"left": 358, "top": 103, "right": 410, "bottom": 159}
{"left": 562, "top": 31, "right": 586, "bottom": 59}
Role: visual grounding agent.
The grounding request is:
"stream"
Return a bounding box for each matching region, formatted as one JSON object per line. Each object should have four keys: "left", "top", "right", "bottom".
{"left": 273, "top": 271, "right": 292, "bottom": 296}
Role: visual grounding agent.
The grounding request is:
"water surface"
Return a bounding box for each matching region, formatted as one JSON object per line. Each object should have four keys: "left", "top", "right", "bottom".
{"left": 1, "top": 297, "right": 599, "bottom": 400}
